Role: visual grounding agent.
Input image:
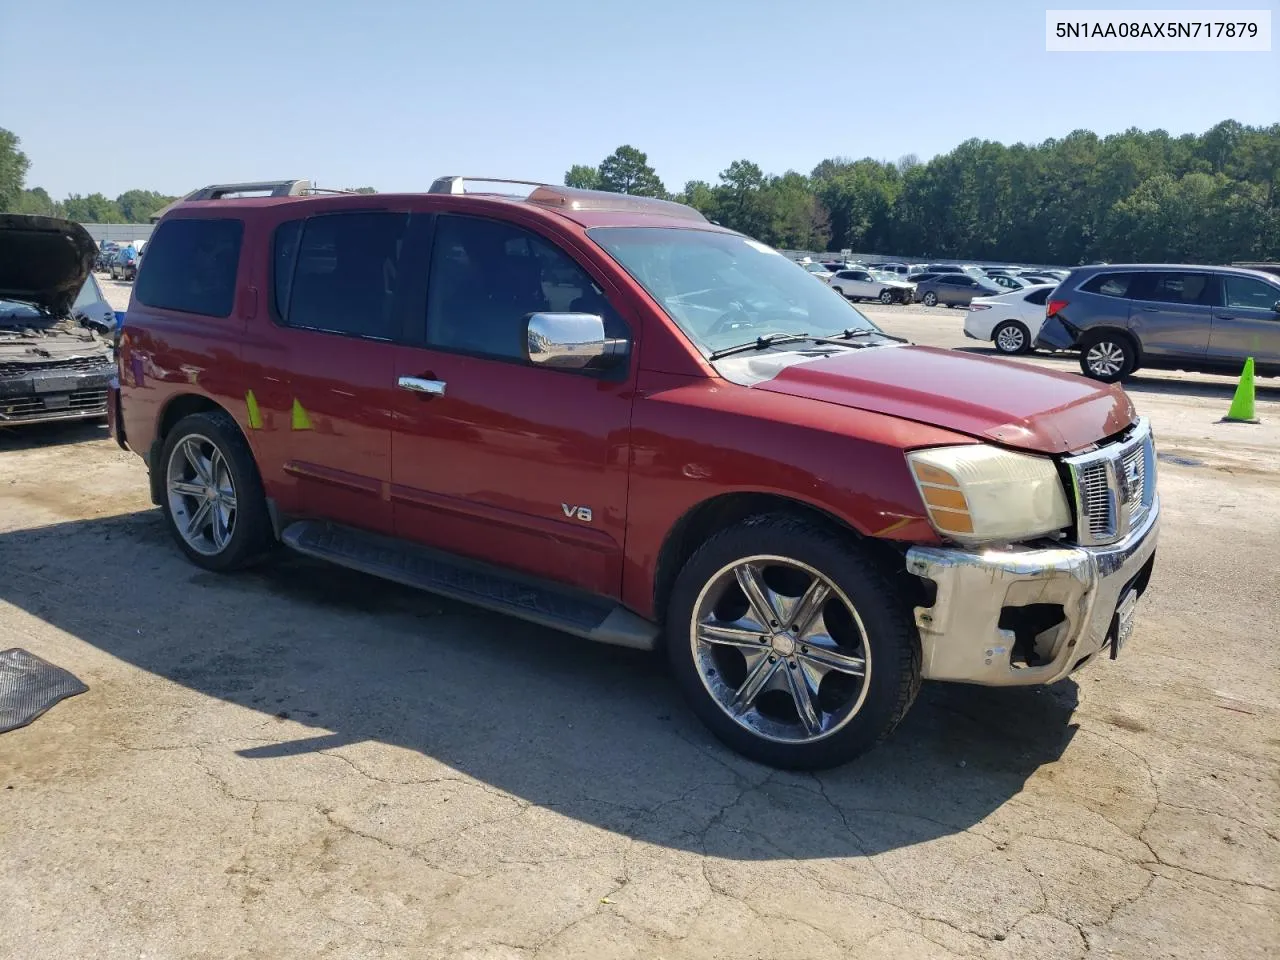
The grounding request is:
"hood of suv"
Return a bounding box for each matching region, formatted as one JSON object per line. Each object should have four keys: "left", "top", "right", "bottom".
{"left": 0, "top": 214, "right": 97, "bottom": 317}
{"left": 752, "top": 345, "right": 1134, "bottom": 454}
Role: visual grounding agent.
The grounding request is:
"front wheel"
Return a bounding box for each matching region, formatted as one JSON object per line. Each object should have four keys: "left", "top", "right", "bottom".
{"left": 878, "top": 289, "right": 894, "bottom": 304}
{"left": 993, "top": 320, "right": 1032, "bottom": 354}
{"left": 922, "top": 292, "right": 938, "bottom": 307}
{"left": 665, "top": 515, "right": 921, "bottom": 770}
{"left": 1079, "top": 333, "right": 1136, "bottom": 382}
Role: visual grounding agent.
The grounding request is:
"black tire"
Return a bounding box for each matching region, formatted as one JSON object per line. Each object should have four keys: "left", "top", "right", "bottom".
{"left": 665, "top": 514, "right": 922, "bottom": 770}
{"left": 993, "top": 320, "right": 1032, "bottom": 355}
{"left": 878, "top": 288, "right": 894, "bottom": 304}
{"left": 922, "top": 291, "right": 938, "bottom": 307}
{"left": 158, "top": 410, "right": 274, "bottom": 572}
{"left": 1079, "top": 331, "right": 1137, "bottom": 382}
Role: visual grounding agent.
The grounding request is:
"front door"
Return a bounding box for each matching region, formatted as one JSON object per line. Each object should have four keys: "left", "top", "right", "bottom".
{"left": 263, "top": 209, "right": 411, "bottom": 535}
{"left": 1209, "top": 273, "right": 1280, "bottom": 369}
{"left": 1126, "top": 271, "right": 1217, "bottom": 361}
{"left": 388, "top": 212, "right": 637, "bottom": 598}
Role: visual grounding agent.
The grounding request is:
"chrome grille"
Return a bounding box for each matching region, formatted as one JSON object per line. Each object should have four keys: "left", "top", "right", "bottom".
{"left": 1064, "top": 418, "right": 1156, "bottom": 546}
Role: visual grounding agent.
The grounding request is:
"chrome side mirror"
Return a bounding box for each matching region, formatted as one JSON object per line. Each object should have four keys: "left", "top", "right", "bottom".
{"left": 526, "top": 313, "right": 628, "bottom": 370}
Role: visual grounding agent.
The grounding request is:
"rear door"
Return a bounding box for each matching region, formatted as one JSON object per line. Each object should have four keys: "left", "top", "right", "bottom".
{"left": 1126, "top": 270, "right": 1216, "bottom": 361}
{"left": 1209, "top": 272, "right": 1280, "bottom": 368}
{"left": 258, "top": 208, "right": 411, "bottom": 535}
{"left": 387, "top": 211, "right": 637, "bottom": 598}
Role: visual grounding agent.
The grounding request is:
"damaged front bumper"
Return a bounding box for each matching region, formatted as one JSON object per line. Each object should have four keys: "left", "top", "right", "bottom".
{"left": 0, "top": 362, "right": 114, "bottom": 424}
{"left": 905, "top": 498, "right": 1159, "bottom": 686}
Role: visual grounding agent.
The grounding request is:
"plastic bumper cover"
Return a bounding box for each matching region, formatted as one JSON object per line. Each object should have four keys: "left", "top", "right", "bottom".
{"left": 905, "top": 497, "right": 1160, "bottom": 686}
{"left": 1033, "top": 315, "right": 1078, "bottom": 350}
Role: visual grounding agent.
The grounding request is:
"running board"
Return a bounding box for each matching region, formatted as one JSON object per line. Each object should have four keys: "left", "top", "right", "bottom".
{"left": 280, "top": 521, "right": 658, "bottom": 651}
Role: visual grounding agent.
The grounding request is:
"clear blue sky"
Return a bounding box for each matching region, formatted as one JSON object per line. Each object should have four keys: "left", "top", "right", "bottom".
{"left": 3, "top": 0, "right": 1277, "bottom": 198}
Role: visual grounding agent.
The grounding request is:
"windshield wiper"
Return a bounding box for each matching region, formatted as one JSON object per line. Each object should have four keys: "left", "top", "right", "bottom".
{"left": 708, "top": 332, "right": 813, "bottom": 360}
{"left": 810, "top": 327, "right": 910, "bottom": 347}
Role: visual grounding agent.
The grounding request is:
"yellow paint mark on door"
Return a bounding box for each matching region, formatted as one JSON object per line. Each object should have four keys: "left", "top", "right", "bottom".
{"left": 290, "top": 398, "right": 313, "bottom": 431}
{"left": 245, "top": 390, "right": 263, "bottom": 429}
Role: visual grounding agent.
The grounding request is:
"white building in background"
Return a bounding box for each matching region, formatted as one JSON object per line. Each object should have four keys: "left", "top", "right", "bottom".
{"left": 81, "top": 223, "right": 155, "bottom": 245}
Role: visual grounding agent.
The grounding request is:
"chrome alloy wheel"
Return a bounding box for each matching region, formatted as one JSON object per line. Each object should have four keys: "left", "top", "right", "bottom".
{"left": 1085, "top": 341, "right": 1126, "bottom": 377}
{"left": 690, "top": 556, "right": 871, "bottom": 744}
{"left": 166, "top": 434, "right": 237, "bottom": 556}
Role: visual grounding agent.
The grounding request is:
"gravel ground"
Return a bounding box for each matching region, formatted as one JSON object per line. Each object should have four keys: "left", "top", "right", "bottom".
{"left": 0, "top": 277, "right": 1276, "bottom": 959}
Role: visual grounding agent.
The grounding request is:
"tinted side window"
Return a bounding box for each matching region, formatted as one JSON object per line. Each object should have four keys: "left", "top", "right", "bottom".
{"left": 1130, "top": 271, "right": 1219, "bottom": 307}
{"left": 135, "top": 218, "right": 243, "bottom": 317}
{"left": 835, "top": 271, "right": 857, "bottom": 280}
{"left": 282, "top": 212, "right": 409, "bottom": 339}
{"left": 426, "top": 215, "right": 624, "bottom": 362}
{"left": 1024, "top": 287, "right": 1051, "bottom": 305}
{"left": 1223, "top": 275, "right": 1280, "bottom": 311}
{"left": 1081, "top": 272, "right": 1137, "bottom": 298}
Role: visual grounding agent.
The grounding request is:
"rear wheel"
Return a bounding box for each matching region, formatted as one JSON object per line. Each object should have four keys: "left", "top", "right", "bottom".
{"left": 922, "top": 291, "right": 938, "bottom": 307}
{"left": 159, "top": 411, "right": 274, "bottom": 571}
{"left": 665, "top": 515, "right": 921, "bottom": 769}
{"left": 1079, "top": 333, "right": 1136, "bottom": 382}
{"left": 993, "top": 320, "right": 1031, "bottom": 354}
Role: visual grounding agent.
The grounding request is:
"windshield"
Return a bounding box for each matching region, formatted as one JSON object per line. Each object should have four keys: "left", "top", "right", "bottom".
{"left": 589, "top": 227, "right": 880, "bottom": 354}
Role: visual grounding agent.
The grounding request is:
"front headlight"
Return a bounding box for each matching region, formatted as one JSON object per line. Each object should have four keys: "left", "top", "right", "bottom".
{"left": 907, "top": 445, "right": 1071, "bottom": 543}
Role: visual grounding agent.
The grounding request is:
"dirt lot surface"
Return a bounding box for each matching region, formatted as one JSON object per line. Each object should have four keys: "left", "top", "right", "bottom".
{"left": 1, "top": 280, "right": 1277, "bottom": 959}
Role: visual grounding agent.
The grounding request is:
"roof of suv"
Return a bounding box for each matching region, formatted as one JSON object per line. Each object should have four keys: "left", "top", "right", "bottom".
{"left": 162, "top": 178, "right": 727, "bottom": 233}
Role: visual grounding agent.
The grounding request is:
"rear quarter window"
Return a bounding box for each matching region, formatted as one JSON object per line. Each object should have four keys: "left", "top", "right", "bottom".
{"left": 1023, "top": 287, "right": 1051, "bottom": 305}
{"left": 135, "top": 218, "right": 243, "bottom": 317}
{"left": 1080, "top": 272, "right": 1137, "bottom": 298}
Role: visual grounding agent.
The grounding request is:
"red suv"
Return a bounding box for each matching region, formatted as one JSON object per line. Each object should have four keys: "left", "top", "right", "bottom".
{"left": 110, "top": 177, "right": 1160, "bottom": 768}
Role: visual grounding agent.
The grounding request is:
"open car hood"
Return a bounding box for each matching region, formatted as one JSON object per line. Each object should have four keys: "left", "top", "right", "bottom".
{"left": 752, "top": 345, "right": 1135, "bottom": 454}
{"left": 0, "top": 215, "right": 97, "bottom": 317}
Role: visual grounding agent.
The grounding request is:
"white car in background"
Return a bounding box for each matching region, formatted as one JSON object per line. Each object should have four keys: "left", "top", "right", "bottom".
{"left": 800, "top": 261, "right": 835, "bottom": 283}
{"left": 830, "top": 267, "right": 915, "bottom": 304}
{"left": 963, "top": 284, "right": 1055, "bottom": 354}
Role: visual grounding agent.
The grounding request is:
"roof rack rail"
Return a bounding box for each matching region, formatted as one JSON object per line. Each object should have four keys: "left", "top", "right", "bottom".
{"left": 429, "top": 176, "right": 707, "bottom": 222}
{"left": 526, "top": 185, "right": 708, "bottom": 222}
{"left": 428, "top": 176, "right": 552, "bottom": 195}
{"left": 183, "top": 179, "right": 323, "bottom": 201}
{"left": 150, "top": 180, "right": 363, "bottom": 221}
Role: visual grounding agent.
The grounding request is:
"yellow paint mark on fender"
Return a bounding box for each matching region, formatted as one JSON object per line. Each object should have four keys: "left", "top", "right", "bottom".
{"left": 872, "top": 517, "right": 914, "bottom": 537}
{"left": 291, "top": 398, "right": 313, "bottom": 431}
{"left": 245, "top": 390, "right": 263, "bottom": 429}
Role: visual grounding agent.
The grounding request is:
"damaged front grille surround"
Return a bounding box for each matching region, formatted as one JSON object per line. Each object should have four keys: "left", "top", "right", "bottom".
{"left": 1063, "top": 417, "right": 1156, "bottom": 547}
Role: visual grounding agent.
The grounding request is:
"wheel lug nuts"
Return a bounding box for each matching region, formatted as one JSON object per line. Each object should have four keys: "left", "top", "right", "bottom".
{"left": 801, "top": 646, "right": 809, "bottom": 653}
{"left": 768, "top": 655, "right": 777, "bottom": 663}
{"left": 759, "top": 636, "right": 768, "bottom": 643}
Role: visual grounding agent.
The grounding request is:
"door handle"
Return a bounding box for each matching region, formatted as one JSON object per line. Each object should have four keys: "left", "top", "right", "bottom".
{"left": 397, "top": 376, "right": 446, "bottom": 396}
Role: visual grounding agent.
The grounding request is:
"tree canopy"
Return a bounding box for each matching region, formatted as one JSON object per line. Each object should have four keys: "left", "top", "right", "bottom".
{"left": 4, "top": 122, "right": 1277, "bottom": 263}
{"left": 564, "top": 122, "right": 1279, "bottom": 263}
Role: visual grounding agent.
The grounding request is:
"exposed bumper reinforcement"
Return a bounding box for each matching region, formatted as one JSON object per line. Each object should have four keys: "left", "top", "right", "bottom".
{"left": 905, "top": 498, "right": 1159, "bottom": 686}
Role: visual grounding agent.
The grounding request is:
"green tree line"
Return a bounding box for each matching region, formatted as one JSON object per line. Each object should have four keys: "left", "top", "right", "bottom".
{"left": 0, "top": 130, "right": 178, "bottom": 224}
{"left": 569, "top": 122, "right": 1280, "bottom": 264}
{"left": 5, "top": 122, "right": 1277, "bottom": 262}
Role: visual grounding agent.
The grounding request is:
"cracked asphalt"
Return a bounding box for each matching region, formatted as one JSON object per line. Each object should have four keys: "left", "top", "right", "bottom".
{"left": 0, "top": 285, "right": 1277, "bottom": 959}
